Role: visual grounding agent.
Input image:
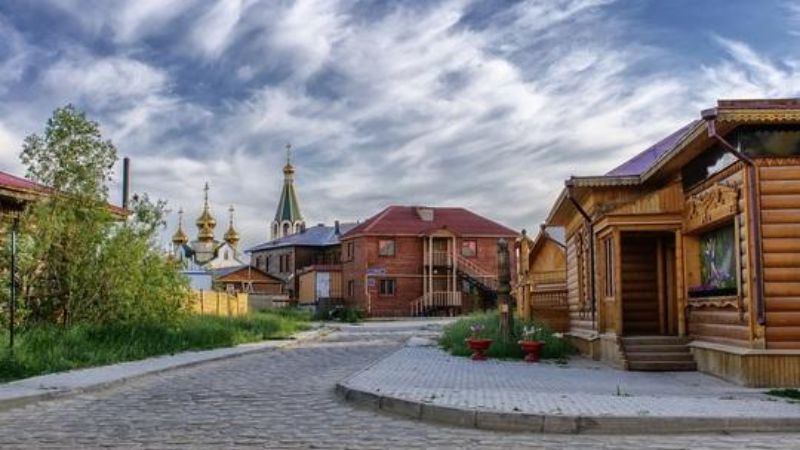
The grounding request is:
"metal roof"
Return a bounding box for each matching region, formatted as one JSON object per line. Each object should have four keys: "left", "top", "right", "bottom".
{"left": 247, "top": 222, "right": 357, "bottom": 253}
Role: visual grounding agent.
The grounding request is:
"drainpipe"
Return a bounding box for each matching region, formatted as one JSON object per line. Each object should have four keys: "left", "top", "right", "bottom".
{"left": 702, "top": 109, "right": 766, "bottom": 326}
{"left": 565, "top": 180, "right": 596, "bottom": 327}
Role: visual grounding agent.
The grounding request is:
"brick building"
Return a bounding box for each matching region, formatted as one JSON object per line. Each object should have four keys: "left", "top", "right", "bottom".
{"left": 340, "top": 206, "right": 518, "bottom": 317}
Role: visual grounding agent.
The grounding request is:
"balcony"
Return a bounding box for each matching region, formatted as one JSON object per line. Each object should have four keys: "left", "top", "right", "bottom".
{"left": 425, "top": 251, "right": 453, "bottom": 267}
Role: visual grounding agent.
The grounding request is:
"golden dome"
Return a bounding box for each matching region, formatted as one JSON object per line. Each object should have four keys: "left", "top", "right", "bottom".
{"left": 171, "top": 208, "right": 189, "bottom": 245}
{"left": 224, "top": 205, "right": 240, "bottom": 247}
{"left": 283, "top": 143, "right": 295, "bottom": 175}
{"left": 196, "top": 182, "right": 216, "bottom": 242}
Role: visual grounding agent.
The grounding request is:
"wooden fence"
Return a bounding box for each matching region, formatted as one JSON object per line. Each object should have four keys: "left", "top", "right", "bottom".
{"left": 190, "top": 290, "right": 249, "bottom": 316}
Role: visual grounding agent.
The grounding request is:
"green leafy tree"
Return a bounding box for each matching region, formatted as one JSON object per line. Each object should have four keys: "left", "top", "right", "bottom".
{"left": 2, "top": 105, "right": 188, "bottom": 328}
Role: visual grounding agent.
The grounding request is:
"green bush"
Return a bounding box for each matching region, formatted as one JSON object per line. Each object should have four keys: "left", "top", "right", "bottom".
{"left": 0, "top": 311, "right": 310, "bottom": 382}
{"left": 439, "top": 311, "right": 573, "bottom": 360}
{"left": 325, "top": 306, "right": 365, "bottom": 323}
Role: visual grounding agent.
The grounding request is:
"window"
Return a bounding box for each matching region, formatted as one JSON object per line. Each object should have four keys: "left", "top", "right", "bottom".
{"left": 264, "top": 256, "right": 270, "bottom": 271}
{"left": 224, "top": 250, "right": 229, "bottom": 260}
{"left": 690, "top": 224, "right": 737, "bottom": 297}
{"left": 737, "top": 125, "right": 800, "bottom": 157}
{"left": 603, "top": 238, "right": 614, "bottom": 298}
{"left": 283, "top": 223, "right": 290, "bottom": 236}
{"left": 461, "top": 240, "right": 477, "bottom": 258}
{"left": 345, "top": 241, "right": 355, "bottom": 261}
{"left": 379, "top": 279, "right": 396, "bottom": 296}
{"left": 347, "top": 280, "right": 355, "bottom": 297}
{"left": 681, "top": 145, "right": 737, "bottom": 191}
{"left": 378, "top": 239, "right": 395, "bottom": 257}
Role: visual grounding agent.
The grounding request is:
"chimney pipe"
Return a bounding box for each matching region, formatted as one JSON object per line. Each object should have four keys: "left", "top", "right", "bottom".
{"left": 122, "top": 157, "right": 131, "bottom": 209}
{"left": 334, "top": 220, "right": 340, "bottom": 235}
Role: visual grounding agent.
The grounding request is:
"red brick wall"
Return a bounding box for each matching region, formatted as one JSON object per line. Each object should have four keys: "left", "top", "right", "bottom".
{"left": 341, "top": 234, "right": 517, "bottom": 317}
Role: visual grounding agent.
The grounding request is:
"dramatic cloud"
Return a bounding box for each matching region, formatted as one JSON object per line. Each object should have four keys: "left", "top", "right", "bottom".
{"left": 0, "top": 0, "right": 798, "bottom": 253}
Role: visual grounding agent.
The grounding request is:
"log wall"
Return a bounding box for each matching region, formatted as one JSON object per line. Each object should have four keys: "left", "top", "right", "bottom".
{"left": 566, "top": 230, "right": 594, "bottom": 334}
{"left": 685, "top": 171, "right": 751, "bottom": 347}
{"left": 759, "top": 164, "right": 800, "bottom": 349}
{"left": 620, "top": 234, "right": 660, "bottom": 335}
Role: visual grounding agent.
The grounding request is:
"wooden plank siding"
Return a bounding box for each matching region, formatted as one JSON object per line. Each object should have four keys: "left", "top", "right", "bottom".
{"left": 760, "top": 164, "right": 800, "bottom": 349}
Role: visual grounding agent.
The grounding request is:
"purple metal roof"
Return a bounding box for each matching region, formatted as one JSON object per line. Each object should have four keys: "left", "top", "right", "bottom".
{"left": 605, "top": 120, "right": 701, "bottom": 177}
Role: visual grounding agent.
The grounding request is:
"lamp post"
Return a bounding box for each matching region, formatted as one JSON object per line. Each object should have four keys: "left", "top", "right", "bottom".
{"left": 8, "top": 216, "right": 18, "bottom": 350}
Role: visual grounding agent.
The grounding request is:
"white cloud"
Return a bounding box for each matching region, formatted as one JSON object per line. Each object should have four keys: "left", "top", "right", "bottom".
{"left": 41, "top": 53, "right": 169, "bottom": 109}
{"left": 188, "top": 0, "right": 245, "bottom": 59}
{"left": 4, "top": 0, "right": 800, "bottom": 251}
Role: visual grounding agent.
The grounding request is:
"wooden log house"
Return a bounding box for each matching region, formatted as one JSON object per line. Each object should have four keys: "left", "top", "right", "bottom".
{"left": 515, "top": 227, "right": 568, "bottom": 332}
{"left": 544, "top": 99, "right": 800, "bottom": 386}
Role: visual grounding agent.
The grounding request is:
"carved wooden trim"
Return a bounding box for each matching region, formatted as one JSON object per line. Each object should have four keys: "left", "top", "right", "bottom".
{"left": 718, "top": 110, "right": 800, "bottom": 123}
{"left": 683, "top": 183, "right": 739, "bottom": 234}
{"left": 687, "top": 295, "right": 740, "bottom": 310}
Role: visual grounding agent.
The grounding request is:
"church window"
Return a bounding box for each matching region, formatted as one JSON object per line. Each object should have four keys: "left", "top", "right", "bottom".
{"left": 283, "top": 223, "right": 290, "bottom": 236}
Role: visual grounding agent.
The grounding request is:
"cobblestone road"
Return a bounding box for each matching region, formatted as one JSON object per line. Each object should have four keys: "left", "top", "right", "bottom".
{"left": 0, "top": 320, "right": 799, "bottom": 449}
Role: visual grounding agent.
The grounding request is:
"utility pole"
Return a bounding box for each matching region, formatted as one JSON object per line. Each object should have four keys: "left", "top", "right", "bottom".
{"left": 497, "top": 238, "right": 513, "bottom": 341}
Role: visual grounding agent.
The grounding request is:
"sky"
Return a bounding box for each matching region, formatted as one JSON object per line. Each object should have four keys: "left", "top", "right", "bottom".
{"left": 1, "top": 0, "right": 799, "bottom": 252}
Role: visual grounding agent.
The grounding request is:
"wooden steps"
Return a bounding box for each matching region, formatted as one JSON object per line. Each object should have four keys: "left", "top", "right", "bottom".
{"left": 621, "top": 336, "right": 697, "bottom": 372}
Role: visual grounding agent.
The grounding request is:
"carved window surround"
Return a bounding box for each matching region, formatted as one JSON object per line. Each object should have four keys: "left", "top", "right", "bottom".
{"left": 683, "top": 183, "right": 739, "bottom": 234}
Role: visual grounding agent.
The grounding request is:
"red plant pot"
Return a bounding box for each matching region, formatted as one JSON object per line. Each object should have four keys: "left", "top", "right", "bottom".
{"left": 465, "top": 338, "right": 493, "bottom": 361}
{"left": 519, "top": 340, "right": 544, "bottom": 362}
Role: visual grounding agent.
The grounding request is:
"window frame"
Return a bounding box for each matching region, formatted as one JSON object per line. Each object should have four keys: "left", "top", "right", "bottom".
{"left": 378, "top": 239, "right": 396, "bottom": 257}
{"left": 603, "top": 237, "right": 614, "bottom": 298}
{"left": 461, "top": 239, "right": 478, "bottom": 258}
{"left": 378, "top": 278, "right": 396, "bottom": 297}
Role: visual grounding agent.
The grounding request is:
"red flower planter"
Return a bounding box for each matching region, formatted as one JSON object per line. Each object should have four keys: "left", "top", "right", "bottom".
{"left": 465, "top": 338, "right": 493, "bottom": 361}
{"left": 519, "top": 340, "right": 544, "bottom": 362}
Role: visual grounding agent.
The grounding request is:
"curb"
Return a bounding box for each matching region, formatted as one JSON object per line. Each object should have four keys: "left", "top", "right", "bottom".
{"left": 0, "top": 326, "right": 332, "bottom": 413}
{"left": 335, "top": 383, "right": 800, "bottom": 434}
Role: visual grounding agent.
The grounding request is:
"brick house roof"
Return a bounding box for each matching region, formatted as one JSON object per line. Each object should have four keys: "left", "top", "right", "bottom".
{"left": 342, "top": 206, "right": 518, "bottom": 238}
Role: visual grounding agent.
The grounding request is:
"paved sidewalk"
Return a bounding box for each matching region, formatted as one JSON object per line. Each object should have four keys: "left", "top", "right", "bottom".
{"left": 0, "top": 326, "right": 328, "bottom": 411}
{"left": 338, "top": 342, "right": 800, "bottom": 433}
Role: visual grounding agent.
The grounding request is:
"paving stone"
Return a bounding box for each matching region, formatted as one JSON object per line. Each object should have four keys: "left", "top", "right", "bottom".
{"left": 0, "top": 320, "right": 796, "bottom": 448}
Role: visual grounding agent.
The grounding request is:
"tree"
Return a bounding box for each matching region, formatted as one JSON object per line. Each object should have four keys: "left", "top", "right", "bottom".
{"left": 2, "top": 105, "right": 188, "bottom": 327}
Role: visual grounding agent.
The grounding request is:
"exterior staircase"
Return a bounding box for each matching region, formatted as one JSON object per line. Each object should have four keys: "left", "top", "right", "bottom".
{"left": 456, "top": 255, "right": 498, "bottom": 293}
{"left": 621, "top": 336, "right": 697, "bottom": 371}
{"left": 410, "top": 291, "right": 462, "bottom": 316}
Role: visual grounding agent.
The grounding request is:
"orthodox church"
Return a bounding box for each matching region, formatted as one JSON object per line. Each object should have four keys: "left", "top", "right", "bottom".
{"left": 171, "top": 182, "right": 245, "bottom": 270}
{"left": 271, "top": 145, "right": 305, "bottom": 239}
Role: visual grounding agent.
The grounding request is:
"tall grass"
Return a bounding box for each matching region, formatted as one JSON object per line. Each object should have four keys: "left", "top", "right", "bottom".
{"left": 439, "top": 311, "right": 573, "bottom": 360}
{"left": 0, "top": 310, "right": 311, "bottom": 382}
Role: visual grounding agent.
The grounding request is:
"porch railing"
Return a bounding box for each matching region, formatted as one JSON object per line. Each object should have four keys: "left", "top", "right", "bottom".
{"left": 410, "top": 291, "right": 462, "bottom": 316}
{"left": 427, "top": 251, "right": 452, "bottom": 266}
{"left": 456, "top": 255, "right": 498, "bottom": 291}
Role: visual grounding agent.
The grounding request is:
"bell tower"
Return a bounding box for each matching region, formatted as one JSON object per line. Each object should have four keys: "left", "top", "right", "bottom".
{"left": 271, "top": 144, "right": 305, "bottom": 239}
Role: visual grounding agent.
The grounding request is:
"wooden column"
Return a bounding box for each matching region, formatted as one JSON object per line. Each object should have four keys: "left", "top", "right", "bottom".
{"left": 657, "top": 239, "right": 666, "bottom": 335}
{"left": 613, "top": 229, "right": 623, "bottom": 336}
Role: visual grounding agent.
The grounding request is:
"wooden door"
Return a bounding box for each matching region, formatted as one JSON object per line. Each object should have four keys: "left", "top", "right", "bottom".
{"left": 621, "top": 234, "right": 660, "bottom": 335}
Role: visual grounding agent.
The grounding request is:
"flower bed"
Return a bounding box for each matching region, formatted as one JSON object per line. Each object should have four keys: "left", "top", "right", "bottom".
{"left": 439, "top": 311, "right": 573, "bottom": 360}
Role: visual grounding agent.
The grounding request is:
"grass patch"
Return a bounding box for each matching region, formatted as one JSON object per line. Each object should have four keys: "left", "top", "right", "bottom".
{"left": 0, "top": 310, "right": 311, "bottom": 382}
{"left": 439, "top": 311, "right": 573, "bottom": 360}
{"left": 767, "top": 388, "right": 800, "bottom": 401}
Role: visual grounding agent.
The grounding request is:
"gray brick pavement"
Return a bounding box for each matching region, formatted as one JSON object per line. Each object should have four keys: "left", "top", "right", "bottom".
{"left": 0, "top": 320, "right": 798, "bottom": 448}
{"left": 341, "top": 345, "right": 800, "bottom": 418}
